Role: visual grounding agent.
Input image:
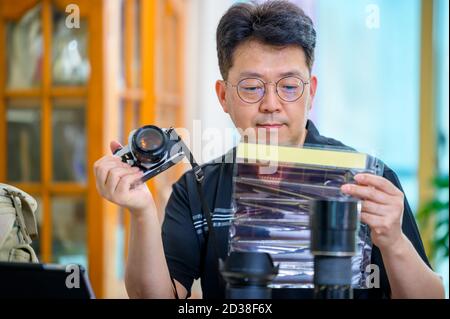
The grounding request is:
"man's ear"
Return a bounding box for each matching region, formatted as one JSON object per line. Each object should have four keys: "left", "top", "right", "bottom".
{"left": 308, "top": 75, "right": 318, "bottom": 111}
{"left": 215, "top": 80, "right": 229, "bottom": 113}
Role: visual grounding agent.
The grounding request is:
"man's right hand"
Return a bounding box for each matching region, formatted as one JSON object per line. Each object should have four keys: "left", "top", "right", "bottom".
{"left": 93, "top": 140, "right": 153, "bottom": 213}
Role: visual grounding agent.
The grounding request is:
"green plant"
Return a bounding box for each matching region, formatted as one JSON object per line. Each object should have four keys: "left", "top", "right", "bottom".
{"left": 417, "top": 175, "right": 449, "bottom": 264}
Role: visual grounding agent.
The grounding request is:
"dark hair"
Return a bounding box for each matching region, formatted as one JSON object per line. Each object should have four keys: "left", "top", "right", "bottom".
{"left": 216, "top": 0, "right": 316, "bottom": 80}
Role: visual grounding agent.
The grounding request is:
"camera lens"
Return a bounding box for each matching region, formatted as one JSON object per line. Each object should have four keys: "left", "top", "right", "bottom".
{"left": 221, "top": 251, "right": 278, "bottom": 299}
{"left": 310, "top": 199, "right": 360, "bottom": 256}
{"left": 132, "top": 125, "right": 168, "bottom": 163}
{"left": 309, "top": 198, "right": 361, "bottom": 299}
{"left": 136, "top": 128, "right": 164, "bottom": 151}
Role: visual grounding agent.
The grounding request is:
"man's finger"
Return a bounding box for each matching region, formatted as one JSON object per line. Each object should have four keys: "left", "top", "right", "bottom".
{"left": 341, "top": 183, "right": 393, "bottom": 205}
{"left": 354, "top": 173, "right": 401, "bottom": 196}
{"left": 110, "top": 140, "right": 123, "bottom": 155}
{"left": 361, "top": 200, "right": 387, "bottom": 217}
{"left": 360, "top": 212, "right": 383, "bottom": 230}
{"left": 105, "top": 167, "right": 140, "bottom": 192}
{"left": 96, "top": 161, "right": 122, "bottom": 185}
{"left": 116, "top": 172, "right": 144, "bottom": 195}
{"left": 94, "top": 155, "right": 126, "bottom": 172}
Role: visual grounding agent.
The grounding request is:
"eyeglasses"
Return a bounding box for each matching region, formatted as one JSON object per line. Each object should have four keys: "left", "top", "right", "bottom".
{"left": 226, "top": 76, "right": 310, "bottom": 104}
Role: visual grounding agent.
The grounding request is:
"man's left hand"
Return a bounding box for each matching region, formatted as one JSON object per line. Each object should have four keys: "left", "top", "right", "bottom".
{"left": 341, "top": 173, "right": 405, "bottom": 252}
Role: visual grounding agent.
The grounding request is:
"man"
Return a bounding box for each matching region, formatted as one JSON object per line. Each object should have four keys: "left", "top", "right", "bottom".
{"left": 94, "top": 1, "right": 444, "bottom": 299}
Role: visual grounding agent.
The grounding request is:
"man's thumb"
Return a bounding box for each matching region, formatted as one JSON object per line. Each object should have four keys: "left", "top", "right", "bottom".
{"left": 110, "top": 140, "right": 123, "bottom": 154}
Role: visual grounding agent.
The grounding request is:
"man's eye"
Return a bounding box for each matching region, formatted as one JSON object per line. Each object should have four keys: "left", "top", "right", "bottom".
{"left": 281, "top": 85, "right": 298, "bottom": 91}
{"left": 242, "top": 86, "right": 262, "bottom": 92}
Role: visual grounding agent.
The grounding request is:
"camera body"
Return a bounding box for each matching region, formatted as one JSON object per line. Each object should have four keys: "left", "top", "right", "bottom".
{"left": 114, "top": 125, "right": 186, "bottom": 183}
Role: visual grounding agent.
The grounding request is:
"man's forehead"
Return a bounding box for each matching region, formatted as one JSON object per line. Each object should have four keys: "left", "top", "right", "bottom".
{"left": 238, "top": 70, "right": 307, "bottom": 79}
{"left": 230, "top": 41, "right": 309, "bottom": 79}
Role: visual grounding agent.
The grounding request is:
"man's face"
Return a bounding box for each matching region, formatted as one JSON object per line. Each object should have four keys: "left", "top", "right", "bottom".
{"left": 216, "top": 40, "right": 317, "bottom": 146}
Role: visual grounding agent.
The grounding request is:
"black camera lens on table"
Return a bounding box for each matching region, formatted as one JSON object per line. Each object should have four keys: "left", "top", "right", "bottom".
{"left": 221, "top": 199, "right": 360, "bottom": 300}
{"left": 309, "top": 198, "right": 361, "bottom": 299}
{"left": 220, "top": 251, "right": 279, "bottom": 299}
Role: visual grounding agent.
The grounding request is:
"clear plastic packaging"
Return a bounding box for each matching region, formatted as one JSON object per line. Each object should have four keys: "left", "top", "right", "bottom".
{"left": 229, "top": 143, "right": 384, "bottom": 288}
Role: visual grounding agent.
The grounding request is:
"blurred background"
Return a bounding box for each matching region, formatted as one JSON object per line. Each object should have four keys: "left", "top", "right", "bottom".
{"left": 0, "top": 0, "right": 448, "bottom": 298}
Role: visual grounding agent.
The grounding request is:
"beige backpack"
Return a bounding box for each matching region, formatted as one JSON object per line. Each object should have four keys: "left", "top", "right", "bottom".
{"left": 0, "top": 183, "right": 39, "bottom": 262}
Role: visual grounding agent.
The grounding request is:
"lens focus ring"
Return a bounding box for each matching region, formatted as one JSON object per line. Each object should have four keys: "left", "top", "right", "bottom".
{"left": 131, "top": 125, "right": 167, "bottom": 164}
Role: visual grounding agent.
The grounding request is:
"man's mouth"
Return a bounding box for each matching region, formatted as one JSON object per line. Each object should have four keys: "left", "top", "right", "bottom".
{"left": 256, "top": 123, "right": 286, "bottom": 129}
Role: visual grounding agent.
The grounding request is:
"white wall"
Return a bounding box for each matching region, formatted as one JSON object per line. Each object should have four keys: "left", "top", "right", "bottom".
{"left": 184, "top": 0, "right": 239, "bottom": 164}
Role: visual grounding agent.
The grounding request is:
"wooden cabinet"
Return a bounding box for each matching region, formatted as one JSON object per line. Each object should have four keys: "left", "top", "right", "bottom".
{"left": 0, "top": 0, "right": 186, "bottom": 298}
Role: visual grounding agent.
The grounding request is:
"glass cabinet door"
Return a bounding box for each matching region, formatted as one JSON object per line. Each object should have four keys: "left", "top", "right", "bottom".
{"left": 6, "top": 99, "right": 41, "bottom": 182}
{"left": 52, "top": 99, "right": 86, "bottom": 183}
{"left": 6, "top": 4, "right": 43, "bottom": 89}
{"left": 2, "top": 1, "right": 90, "bottom": 269}
{"left": 52, "top": 4, "right": 89, "bottom": 86}
{"left": 51, "top": 196, "right": 87, "bottom": 268}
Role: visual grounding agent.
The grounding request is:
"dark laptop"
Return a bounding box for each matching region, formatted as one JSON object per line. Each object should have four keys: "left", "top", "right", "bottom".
{"left": 0, "top": 262, "right": 95, "bottom": 298}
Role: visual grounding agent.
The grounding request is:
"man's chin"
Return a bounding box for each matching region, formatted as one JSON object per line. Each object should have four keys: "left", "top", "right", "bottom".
{"left": 243, "top": 136, "right": 294, "bottom": 147}
{"left": 239, "top": 126, "right": 301, "bottom": 146}
{"left": 265, "top": 139, "right": 297, "bottom": 147}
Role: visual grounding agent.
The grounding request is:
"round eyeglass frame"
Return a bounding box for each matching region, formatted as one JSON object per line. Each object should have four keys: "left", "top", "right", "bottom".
{"left": 225, "top": 76, "right": 310, "bottom": 104}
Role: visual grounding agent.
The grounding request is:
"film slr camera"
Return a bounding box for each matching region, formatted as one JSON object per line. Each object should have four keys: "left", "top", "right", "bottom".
{"left": 114, "top": 125, "right": 191, "bottom": 186}
{"left": 116, "top": 125, "right": 361, "bottom": 299}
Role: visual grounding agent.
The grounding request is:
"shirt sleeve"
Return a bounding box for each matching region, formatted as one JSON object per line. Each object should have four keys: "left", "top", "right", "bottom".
{"left": 371, "top": 165, "right": 432, "bottom": 298}
{"left": 385, "top": 166, "right": 432, "bottom": 268}
{"left": 161, "top": 174, "right": 201, "bottom": 296}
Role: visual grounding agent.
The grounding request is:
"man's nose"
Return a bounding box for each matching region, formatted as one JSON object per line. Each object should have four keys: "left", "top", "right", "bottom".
{"left": 259, "top": 84, "right": 282, "bottom": 113}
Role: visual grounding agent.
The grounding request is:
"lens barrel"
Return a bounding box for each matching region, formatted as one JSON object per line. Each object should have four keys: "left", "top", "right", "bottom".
{"left": 131, "top": 125, "right": 167, "bottom": 164}
{"left": 221, "top": 252, "right": 278, "bottom": 299}
{"left": 310, "top": 199, "right": 360, "bottom": 299}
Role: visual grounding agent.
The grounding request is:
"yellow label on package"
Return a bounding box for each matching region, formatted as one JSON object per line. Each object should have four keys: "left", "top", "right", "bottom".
{"left": 236, "top": 143, "right": 367, "bottom": 169}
